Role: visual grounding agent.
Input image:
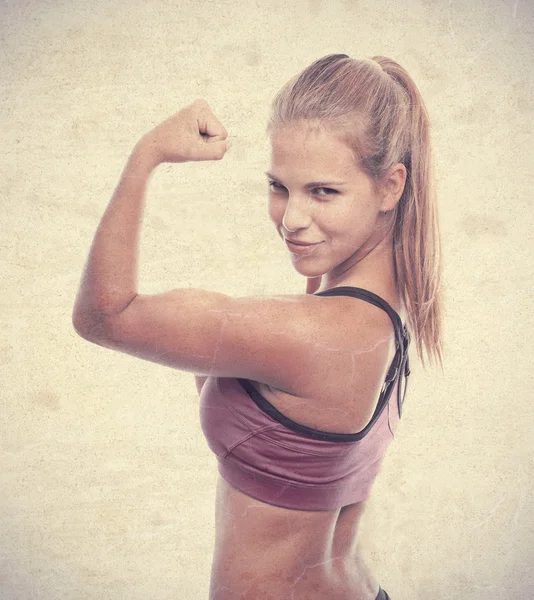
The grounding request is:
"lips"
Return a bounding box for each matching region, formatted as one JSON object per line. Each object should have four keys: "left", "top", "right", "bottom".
{"left": 285, "top": 239, "right": 321, "bottom": 246}
{"left": 285, "top": 239, "right": 322, "bottom": 256}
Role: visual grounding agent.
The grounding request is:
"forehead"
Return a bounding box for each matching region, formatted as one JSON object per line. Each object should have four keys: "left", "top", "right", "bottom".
{"left": 269, "top": 121, "right": 359, "bottom": 176}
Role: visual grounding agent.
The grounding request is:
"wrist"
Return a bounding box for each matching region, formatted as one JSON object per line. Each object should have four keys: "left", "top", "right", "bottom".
{"left": 130, "top": 136, "right": 161, "bottom": 176}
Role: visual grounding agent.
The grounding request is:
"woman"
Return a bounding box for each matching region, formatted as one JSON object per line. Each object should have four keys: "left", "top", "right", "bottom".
{"left": 72, "top": 54, "right": 442, "bottom": 600}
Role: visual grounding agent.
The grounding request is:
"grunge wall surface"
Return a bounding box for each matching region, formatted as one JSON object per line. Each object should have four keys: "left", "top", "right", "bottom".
{"left": 1, "top": 0, "right": 533, "bottom": 598}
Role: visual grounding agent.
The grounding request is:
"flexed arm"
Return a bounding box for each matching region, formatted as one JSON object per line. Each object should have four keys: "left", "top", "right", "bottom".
{"left": 72, "top": 99, "right": 230, "bottom": 334}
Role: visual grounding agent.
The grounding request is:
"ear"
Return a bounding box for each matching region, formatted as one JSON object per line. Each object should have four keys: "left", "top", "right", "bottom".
{"left": 380, "top": 163, "right": 407, "bottom": 212}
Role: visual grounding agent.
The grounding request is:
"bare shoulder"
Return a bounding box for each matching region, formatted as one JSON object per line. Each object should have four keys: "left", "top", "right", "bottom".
{"left": 76, "top": 287, "right": 395, "bottom": 400}
{"left": 255, "top": 292, "right": 397, "bottom": 425}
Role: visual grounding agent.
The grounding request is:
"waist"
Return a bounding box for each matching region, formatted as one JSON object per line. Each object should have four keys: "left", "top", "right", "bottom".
{"left": 211, "top": 476, "right": 377, "bottom": 600}
{"left": 210, "top": 555, "right": 377, "bottom": 600}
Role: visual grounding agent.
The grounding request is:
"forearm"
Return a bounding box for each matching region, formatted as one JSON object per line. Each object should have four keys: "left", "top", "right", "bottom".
{"left": 72, "top": 139, "right": 158, "bottom": 332}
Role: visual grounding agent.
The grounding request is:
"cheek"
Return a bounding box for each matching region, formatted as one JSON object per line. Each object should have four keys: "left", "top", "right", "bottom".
{"left": 323, "top": 207, "right": 365, "bottom": 247}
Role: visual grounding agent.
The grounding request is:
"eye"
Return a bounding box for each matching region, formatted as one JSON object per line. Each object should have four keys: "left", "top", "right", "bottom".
{"left": 268, "top": 180, "right": 338, "bottom": 196}
{"left": 268, "top": 180, "right": 285, "bottom": 192}
{"left": 314, "top": 187, "right": 338, "bottom": 196}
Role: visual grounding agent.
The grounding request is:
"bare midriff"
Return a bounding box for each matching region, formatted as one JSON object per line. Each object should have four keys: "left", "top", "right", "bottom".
{"left": 209, "top": 476, "right": 382, "bottom": 600}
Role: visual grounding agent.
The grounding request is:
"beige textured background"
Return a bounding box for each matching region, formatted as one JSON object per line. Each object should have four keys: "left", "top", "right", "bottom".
{"left": 2, "top": 0, "right": 533, "bottom": 598}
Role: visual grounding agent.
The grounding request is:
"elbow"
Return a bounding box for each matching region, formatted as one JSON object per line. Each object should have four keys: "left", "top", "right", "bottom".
{"left": 72, "top": 308, "right": 89, "bottom": 338}
{"left": 71, "top": 309, "right": 107, "bottom": 341}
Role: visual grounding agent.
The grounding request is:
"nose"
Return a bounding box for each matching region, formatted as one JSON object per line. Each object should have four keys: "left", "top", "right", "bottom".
{"left": 281, "top": 196, "right": 313, "bottom": 233}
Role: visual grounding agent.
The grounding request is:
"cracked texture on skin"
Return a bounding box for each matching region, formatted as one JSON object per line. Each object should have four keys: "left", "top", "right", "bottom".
{"left": 8, "top": 0, "right": 533, "bottom": 597}
{"left": 204, "top": 302, "right": 395, "bottom": 409}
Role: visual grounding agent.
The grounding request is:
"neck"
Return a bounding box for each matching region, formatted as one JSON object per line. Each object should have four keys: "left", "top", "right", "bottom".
{"left": 322, "top": 230, "right": 396, "bottom": 293}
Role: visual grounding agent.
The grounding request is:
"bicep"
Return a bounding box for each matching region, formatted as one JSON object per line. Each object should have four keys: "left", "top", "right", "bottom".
{"left": 91, "top": 288, "right": 326, "bottom": 393}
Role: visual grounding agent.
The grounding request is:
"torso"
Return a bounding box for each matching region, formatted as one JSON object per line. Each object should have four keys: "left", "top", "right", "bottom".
{"left": 205, "top": 284, "right": 407, "bottom": 600}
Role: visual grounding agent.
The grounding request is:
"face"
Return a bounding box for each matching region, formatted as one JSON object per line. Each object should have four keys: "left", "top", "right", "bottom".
{"left": 267, "top": 121, "right": 393, "bottom": 281}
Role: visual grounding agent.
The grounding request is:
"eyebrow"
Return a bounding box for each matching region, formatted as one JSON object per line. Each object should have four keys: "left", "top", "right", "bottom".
{"left": 265, "top": 172, "right": 347, "bottom": 188}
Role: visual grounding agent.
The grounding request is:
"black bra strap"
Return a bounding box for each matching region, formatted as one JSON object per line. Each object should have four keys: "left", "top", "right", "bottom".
{"left": 314, "top": 286, "right": 411, "bottom": 417}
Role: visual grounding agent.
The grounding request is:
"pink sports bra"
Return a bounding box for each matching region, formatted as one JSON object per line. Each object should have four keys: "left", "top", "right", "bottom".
{"left": 199, "top": 286, "right": 411, "bottom": 511}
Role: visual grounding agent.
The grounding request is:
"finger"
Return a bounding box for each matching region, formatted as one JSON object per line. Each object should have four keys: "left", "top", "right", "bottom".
{"left": 192, "top": 139, "right": 229, "bottom": 162}
{"left": 196, "top": 106, "right": 228, "bottom": 139}
{"left": 205, "top": 117, "right": 228, "bottom": 139}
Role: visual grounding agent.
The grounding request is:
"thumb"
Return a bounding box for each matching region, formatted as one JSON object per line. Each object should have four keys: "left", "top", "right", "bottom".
{"left": 206, "top": 118, "right": 228, "bottom": 139}
{"left": 200, "top": 138, "right": 230, "bottom": 161}
{"left": 199, "top": 113, "right": 228, "bottom": 140}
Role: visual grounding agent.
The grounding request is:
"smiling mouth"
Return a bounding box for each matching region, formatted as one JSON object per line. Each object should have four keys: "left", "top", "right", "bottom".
{"left": 285, "top": 240, "right": 323, "bottom": 256}
{"left": 285, "top": 239, "right": 321, "bottom": 246}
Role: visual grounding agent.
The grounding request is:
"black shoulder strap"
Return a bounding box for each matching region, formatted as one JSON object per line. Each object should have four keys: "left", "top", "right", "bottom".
{"left": 314, "top": 286, "right": 411, "bottom": 417}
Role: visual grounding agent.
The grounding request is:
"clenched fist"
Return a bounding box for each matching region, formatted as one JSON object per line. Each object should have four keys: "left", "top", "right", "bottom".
{"left": 138, "top": 98, "right": 230, "bottom": 166}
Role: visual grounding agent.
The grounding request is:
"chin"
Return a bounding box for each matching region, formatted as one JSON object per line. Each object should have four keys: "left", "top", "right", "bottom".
{"left": 289, "top": 260, "right": 325, "bottom": 278}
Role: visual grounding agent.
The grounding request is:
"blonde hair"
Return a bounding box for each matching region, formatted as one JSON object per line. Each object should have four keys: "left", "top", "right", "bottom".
{"left": 267, "top": 54, "right": 443, "bottom": 370}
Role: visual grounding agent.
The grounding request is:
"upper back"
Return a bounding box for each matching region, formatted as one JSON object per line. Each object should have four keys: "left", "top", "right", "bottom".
{"left": 199, "top": 285, "right": 412, "bottom": 511}
{"left": 265, "top": 286, "right": 405, "bottom": 433}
